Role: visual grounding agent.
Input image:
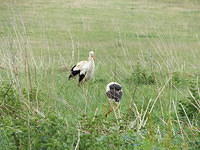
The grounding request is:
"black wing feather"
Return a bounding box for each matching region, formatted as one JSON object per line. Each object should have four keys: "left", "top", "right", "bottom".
{"left": 79, "top": 74, "right": 85, "bottom": 83}
{"left": 68, "top": 65, "right": 80, "bottom": 80}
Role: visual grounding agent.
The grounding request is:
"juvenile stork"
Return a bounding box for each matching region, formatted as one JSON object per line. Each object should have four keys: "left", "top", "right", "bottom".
{"left": 105, "top": 82, "right": 123, "bottom": 118}
{"left": 68, "top": 51, "right": 95, "bottom": 84}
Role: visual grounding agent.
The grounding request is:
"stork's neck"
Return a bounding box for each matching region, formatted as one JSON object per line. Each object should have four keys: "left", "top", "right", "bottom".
{"left": 88, "top": 56, "right": 94, "bottom": 62}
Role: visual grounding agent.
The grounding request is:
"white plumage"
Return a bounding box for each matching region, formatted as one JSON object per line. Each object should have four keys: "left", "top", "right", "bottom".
{"left": 69, "top": 51, "right": 95, "bottom": 83}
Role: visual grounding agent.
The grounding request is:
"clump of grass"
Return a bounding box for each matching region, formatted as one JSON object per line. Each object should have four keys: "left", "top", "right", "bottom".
{"left": 0, "top": 81, "right": 19, "bottom": 105}
{"left": 22, "top": 86, "right": 46, "bottom": 102}
{"left": 77, "top": 110, "right": 190, "bottom": 150}
{"left": 127, "top": 63, "right": 156, "bottom": 85}
{"left": 169, "top": 72, "right": 190, "bottom": 87}
{"left": 79, "top": 115, "right": 117, "bottom": 149}
{"left": 0, "top": 81, "right": 21, "bottom": 117}
{"left": 78, "top": 114, "right": 143, "bottom": 149}
{"left": 178, "top": 75, "right": 200, "bottom": 124}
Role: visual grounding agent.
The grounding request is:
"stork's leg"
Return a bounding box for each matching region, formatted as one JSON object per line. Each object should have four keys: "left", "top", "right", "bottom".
{"left": 105, "top": 103, "right": 113, "bottom": 117}
{"left": 111, "top": 102, "right": 120, "bottom": 121}
{"left": 105, "top": 100, "right": 121, "bottom": 121}
{"left": 116, "top": 103, "right": 121, "bottom": 119}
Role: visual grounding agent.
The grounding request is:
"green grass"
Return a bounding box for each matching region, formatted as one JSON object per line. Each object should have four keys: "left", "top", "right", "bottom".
{"left": 0, "top": 0, "right": 200, "bottom": 149}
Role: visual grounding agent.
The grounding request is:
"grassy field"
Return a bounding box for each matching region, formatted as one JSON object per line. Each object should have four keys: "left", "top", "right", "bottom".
{"left": 0, "top": 0, "right": 200, "bottom": 149}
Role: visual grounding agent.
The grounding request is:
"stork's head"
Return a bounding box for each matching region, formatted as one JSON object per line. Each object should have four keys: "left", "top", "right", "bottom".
{"left": 89, "top": 51, "right": 95, "bottom": 60}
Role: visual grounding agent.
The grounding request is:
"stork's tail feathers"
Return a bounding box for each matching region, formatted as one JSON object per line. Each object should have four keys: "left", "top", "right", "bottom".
{"left": 69, "top": 65, "right": 80, "bottom": 80}
{"left": 68, "top": 71, "right": 80, "bottom": 80}
{"left": 68, "top": 74, "right": 73, "bottom": 80}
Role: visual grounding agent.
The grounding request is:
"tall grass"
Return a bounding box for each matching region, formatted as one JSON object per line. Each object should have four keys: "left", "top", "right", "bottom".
{"left": 0, "top": 0, "right": 200, "bottom": 149}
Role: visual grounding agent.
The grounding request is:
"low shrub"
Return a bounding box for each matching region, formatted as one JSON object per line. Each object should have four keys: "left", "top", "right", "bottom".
{"left": 0, "top": 82, "right": 76, "bottom": 150}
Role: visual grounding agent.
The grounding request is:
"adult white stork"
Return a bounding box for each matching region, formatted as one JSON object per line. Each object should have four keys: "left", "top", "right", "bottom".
{"left": 105, "top": 82, "right": 123, "bottom": 118}
{"left": 68, "top": 51, "right": 95, "bottom": 84}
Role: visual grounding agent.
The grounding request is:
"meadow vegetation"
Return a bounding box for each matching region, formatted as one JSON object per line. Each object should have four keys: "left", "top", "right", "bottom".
{"left": 0, "top": 0, "right": 200, "bottom": 149}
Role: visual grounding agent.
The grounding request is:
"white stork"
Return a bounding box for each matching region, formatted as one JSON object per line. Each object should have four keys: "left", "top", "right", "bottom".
{"left": 105, "top": 82, "right": 123, "bottom": 118}
{"left": 69, "top": 51, "right": 95, "bottom": 83}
